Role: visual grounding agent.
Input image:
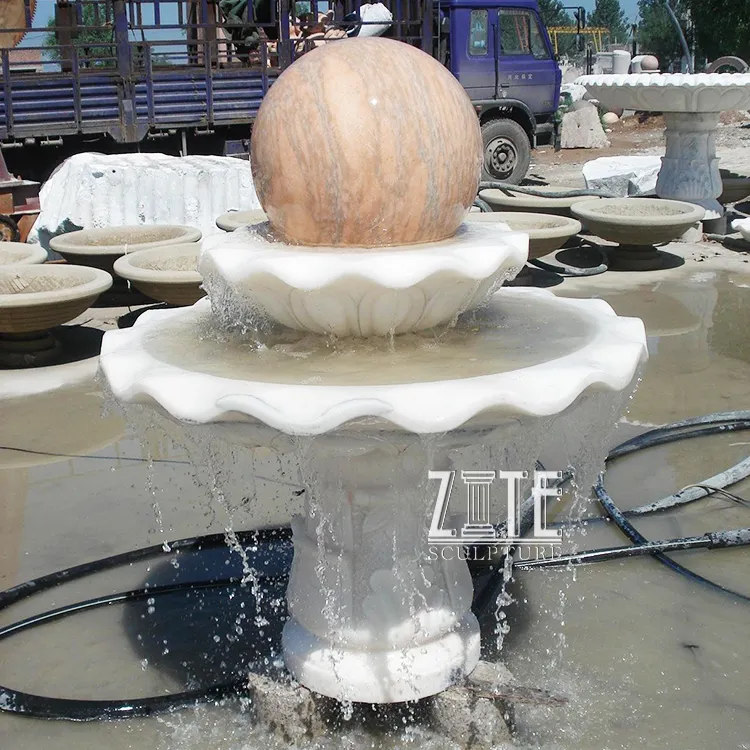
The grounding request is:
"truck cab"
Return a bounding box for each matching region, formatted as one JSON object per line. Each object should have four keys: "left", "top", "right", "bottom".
{"left": 436, "top": 0, "right": 561, "bottom": 183}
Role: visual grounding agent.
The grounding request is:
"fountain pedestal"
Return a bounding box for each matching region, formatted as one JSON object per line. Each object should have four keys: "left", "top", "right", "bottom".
{"left": 282, "top": 438, "right": 479, "bottom": 703}
{"left": 576, "top": 73, "right": 750, "bottom": 219}
{"left": 657, "top": 112, "right": 723, "bottom": 218}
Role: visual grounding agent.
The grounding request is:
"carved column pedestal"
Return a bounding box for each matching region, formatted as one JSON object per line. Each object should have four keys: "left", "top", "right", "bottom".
{"left": 656, "top": 111, "right": 723, "bottom": 219}
{"left": 281, "top": 437, "right": 480, "bottom": 703}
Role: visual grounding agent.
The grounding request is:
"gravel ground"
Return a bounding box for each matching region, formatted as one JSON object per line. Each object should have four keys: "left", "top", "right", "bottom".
{"left": 525, "top": 112, "right": 750, "bottom": 187}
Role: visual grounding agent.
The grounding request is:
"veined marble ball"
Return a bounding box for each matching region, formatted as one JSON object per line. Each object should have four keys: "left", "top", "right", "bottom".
{"left": 250, "top": 37, "right": 482, "bottom": 248}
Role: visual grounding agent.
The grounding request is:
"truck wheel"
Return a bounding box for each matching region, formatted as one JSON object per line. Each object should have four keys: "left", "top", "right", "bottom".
{"left": 0, "top": 215, "right": 20, "bottom": 242}
{"left": 481, "top": 119, "right": 531, "bottom": 185}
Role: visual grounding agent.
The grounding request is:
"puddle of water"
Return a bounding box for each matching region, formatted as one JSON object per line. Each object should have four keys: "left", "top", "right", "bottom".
{"left": 1, "top": 269, "right": 750, "bottom": 749}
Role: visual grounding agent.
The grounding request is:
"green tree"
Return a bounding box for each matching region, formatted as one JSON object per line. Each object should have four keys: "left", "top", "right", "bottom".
{"left": 537, "top": 0, "right": 573, "bottom": 29}
{"left": 43, "top": 4, "right": 116, "bottom": 68}
{"left": 688, "top": 0, "right": 750, "bottom": 66}
{"left": 637, "top": 0, "right": 690, "bottom": 70}
{"left": 590, "top": 0, "right": 629, "bottom": 44}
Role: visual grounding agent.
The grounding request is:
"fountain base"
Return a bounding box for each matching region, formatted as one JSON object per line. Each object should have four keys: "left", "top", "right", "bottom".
{"left": 282, "top": 612, "right": 480, "bottom": 704}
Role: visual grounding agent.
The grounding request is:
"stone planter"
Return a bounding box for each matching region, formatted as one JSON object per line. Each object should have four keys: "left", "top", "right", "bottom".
{"left": 215, "top": 209, "right": 268, "bottom": 232}
{"left": 49, "top": 225, "right": 202, "bottom": 277}
{"left": 0, "top": 243, "right": 48, "bottom": 266}
{"left": 466, "top": 212, "right": 581, "bottom": 259}
{"left": 479, "top": 186, "right": 601, "bottom": 217}
{"left": 571, "top": 197, "right": 704, "bottom": 270}
{"left": 0, "top": 264, "right": 112, "bottom": 366}
{"left": 113, "top": 243, "right": 204, "bottom": 306}
{"left": 0, "top": 264, "right": 112, "bottom": 333}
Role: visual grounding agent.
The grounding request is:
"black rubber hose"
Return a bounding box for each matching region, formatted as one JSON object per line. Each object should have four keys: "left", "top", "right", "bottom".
{"left": 0, "top": 528, "right": 291, "bottom": 721}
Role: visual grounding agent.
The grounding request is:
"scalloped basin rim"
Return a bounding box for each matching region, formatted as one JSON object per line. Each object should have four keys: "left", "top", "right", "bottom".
{"left": 200, "top": 221, "right": 530, "bottom": 291}
{"left": 98, "top": 289, "right": 648, "bottom": 435}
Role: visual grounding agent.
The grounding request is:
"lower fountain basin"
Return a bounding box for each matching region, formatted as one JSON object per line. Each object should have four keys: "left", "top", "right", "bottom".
{"left": 215, "top": 209, "right": 268, "bottom": 232}
{"left": 479, "top": 186, "right": 601, "bottom": 217}
{"left": 112, "top": 243, "right": 204, "bottom": 306}
{"left": 0, "top": 242, "right": 48, "bottom": 266}
{"left": 466, "top": 212, "right": 581, "bottom": 259}
{"left": 571, "top": 198, "right": 705, "bottom": 246}
{"left": 49, "top": 225, "right": 202, "bottom": 276}
{"left": 100, "top": 288, "right": 646, "bottom": 434}
{"left": 0, "top": 264, "right": 112, "bottom": 333}
{"left": 200, "top": 221, "right": 529, "bottom": 337}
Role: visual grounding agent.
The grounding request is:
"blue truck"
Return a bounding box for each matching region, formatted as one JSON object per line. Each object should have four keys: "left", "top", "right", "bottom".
{"left": 0, "top": 0, "right": 561, "bottom": 186}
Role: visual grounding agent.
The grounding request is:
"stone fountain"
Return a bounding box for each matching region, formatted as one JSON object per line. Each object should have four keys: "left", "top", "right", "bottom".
{"left": 576, "top": 73, "right": 750, "bottom": 219}
{"left": 99, "top": 38, "right": 647, "bottom": 709}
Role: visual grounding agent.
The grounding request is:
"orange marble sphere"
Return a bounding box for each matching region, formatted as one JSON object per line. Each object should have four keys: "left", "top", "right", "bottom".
{"left": 250, "top": 37, "right": 483, "bottom": 248}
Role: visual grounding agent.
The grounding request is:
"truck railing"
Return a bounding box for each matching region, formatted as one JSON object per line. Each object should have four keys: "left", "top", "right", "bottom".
{"left": 1, "top": 0, "right": 433, "bottom": 143}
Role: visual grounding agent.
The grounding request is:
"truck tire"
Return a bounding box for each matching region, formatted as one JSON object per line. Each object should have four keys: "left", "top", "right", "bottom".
{"left": 481, "top": 118, "right": 531, "bottom": 185}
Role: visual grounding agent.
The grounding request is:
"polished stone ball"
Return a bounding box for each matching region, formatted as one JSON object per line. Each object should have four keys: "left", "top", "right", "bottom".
{"left": 250, "top": 37, "right": 482, "bottom": 248}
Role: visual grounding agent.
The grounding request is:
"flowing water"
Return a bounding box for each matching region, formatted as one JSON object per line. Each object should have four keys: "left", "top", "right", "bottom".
{"left": 1, "top": 269, "right": 749, "bottom": 749}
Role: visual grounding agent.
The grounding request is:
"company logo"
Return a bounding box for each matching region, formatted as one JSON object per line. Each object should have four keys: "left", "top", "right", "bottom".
{"left": 427, "top": 470, "right": 563, "bottom": 547}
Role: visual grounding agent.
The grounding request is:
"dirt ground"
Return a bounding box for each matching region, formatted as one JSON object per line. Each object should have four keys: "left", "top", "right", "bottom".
{"left": 526, "top": 111, "right": 750, "bottom": 187}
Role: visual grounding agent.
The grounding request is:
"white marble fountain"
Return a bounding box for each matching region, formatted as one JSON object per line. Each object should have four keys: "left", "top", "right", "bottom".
{"left": 576, "top": 73, "right": 750, "bottom": 219}
{"left": 100, "top": 38, "right": 647, "bottom": 705}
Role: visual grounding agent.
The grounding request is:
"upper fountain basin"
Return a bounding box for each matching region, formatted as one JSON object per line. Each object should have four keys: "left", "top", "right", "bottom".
{"left": 199, "top": 221, "right": 528, "bottom": 337}
{"left": 98, "top": 287, "right": 647, "bottom": 436}
{"left": 575, "top": 73, "right": 750, "bottom": 113}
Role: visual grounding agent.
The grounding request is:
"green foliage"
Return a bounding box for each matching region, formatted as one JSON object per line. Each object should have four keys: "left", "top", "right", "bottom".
{"left": 689, "top": 0, "right": 750, "bottom": 65}
{"left": 43, "top": 4, "right": 116, "bottom": 68}
{"left": 637, "top": 0, "right": 689, "bottom": 69}
{"left": 537, "top": 0, "right": 573, "bottom": 29}
{"left": 590, "top": 0, "right": 629, "bottom": 44}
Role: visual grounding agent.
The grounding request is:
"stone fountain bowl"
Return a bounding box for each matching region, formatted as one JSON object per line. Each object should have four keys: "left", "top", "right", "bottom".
{"left": 0, "top": 265, "right": 113, "bottom": 333}
{"left": 479, "top": 186, "right": 601, "bottom": 217}
{"left": 574, "top": 73, "right": 750, "bottom": 113}
{"left": 216, "top": 209, "right": 268, "bottom": 232}
{"left": 0, "top": 243, "right": 48, "bottom": 266}
{"left": 200, "top": 221, "right": 529, "bottom": 337}
{"left": 113, "top": 244, "right": 205, "bottom": 306}
{"left": 719, "top": 170, "right": 750, "bottom": 205}
{"left": 49, "top": 225, "right": 202, "bottom": 276}
{"left": 466, "top": 212, "right": 581, "bottom": 259}
{"left": 571, "top": 198, "right": 705, "bottom": 246}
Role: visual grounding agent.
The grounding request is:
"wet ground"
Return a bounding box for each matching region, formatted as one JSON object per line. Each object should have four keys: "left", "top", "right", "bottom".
{"left": 1, "top": 254, "right": 750, "bottom": 749}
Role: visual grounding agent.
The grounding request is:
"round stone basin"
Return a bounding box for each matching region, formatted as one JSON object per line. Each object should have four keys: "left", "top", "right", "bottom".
{"left": 466, "top": 212, "right": 581, "bottom": 259}
{"left": 216, "top": 209, "right": 268, "bottom": 232}
{"left": 719, "top": 170, "right": 750, "bottom": 205}
{"left": 113, "top": 244, "right": 205, "bottom": 306}
{"left": 0, "top": 264, "right": 112, "bottom": 333}
{"left": 479, "top": 185, "right": 601, "bottom": 217}
{"left": 571, "top": 198, "right": 705, "bottom": 246}
{"left": 0, "top": 243, "right": 48, "bottom": 266}
{"left": 49, "top": 225, "right": 202, "bottom": 276}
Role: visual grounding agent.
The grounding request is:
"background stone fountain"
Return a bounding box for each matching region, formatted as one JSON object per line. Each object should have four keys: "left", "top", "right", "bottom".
{"left": 576, "top": 73, "right": 750, "bottom": 221}
{"left": 99, "top": 37, "right": 647, "bottom": 724}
